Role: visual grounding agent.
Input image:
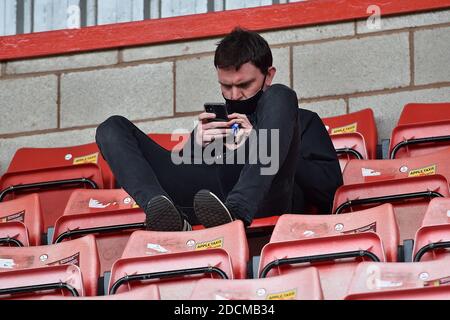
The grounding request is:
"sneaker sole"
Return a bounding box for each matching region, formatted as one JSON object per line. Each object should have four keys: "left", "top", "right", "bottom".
{"left": 146, "top": 196, "right": 184, "bottom": 231}
{"left": 194, "top": 190, "right": 233, "bottom": 228}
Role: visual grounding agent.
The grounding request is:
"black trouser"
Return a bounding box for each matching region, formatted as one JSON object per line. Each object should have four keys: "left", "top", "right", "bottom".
{"left": 96, "top": 84, "right": 300, "bottom": 226}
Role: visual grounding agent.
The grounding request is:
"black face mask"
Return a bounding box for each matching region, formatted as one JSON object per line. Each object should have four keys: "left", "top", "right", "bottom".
{"left": 224, "top": 76, "right": 266, "bottom": 116}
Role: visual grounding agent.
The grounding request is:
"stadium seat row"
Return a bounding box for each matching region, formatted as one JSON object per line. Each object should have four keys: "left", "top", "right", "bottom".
{"left": 1, "top": 102, "right": 449, "bottom": 299}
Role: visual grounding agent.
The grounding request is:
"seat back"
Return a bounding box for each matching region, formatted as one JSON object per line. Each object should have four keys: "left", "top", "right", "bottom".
{"left": 0, "top": 194, "right": 43, "bottom": 246}
{"left": 322, "top": 108, "right": 377, "bottom": 159}
{"left": 0, "top": 164, "right": 103, "bottom": 231}
{"left": 121, "top": 220, "right": 248, "bottom": 279}
{"left": 62, "top": 189, "right": 140, "bottom": 215}
{"left": 109, "top": 249, "right": 233, "bottom": 300}
{"left": 271, "top": 205, "right": 399, "bottom": 262}
{"left": 258, "top": 232, "right": 385, "bottom": 300}
{"left": 420, "top": 197, "right": 450, "bottom": 227}
{"left": 109, "top": 221, "right": 248, "bottom": 299}
{"left": 7, "top": 143, "right": 114, "bottom": 188}
{"left": 397, "top": 103, "right": 450, "bottom": 126}
{"left": 329, "top": 133, "right": 368, "bottom": 172}
{"left": 345, "top": 260, "right": 450, "bottom": 300}
{"left": 346, "top": 285, "right": 450, "bottom": 299}
{"left": 0, "top": 235, "right": 100, "bottom": 296}
{"left": 342, "top": 147, "right": 450, "bottom": 186}
{"left": 333, "top": 175, "right": 450, "bottom": 242}
{"left": 0, "top": 222, "right": 29, "bottom": 247}
{"left": 413, "top": 224, "right": 450, "bottom": 262}
{"left": 190, "top": 268, "right": 323, "bottom": 300}
{"left": 389, "top": 120, "right": 450, "bottom": 159}
{"left": 53, "top": 189, "right": 145, "bottom": 274}
{"left": 53, "top": 210, "right": 144, "bottom": 275}
{"left": 0, "top": 265, "right": 85, "bottom": 299}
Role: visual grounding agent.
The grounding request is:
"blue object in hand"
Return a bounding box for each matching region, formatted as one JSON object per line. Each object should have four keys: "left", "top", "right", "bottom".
{"left": 231, "top": 123, "right": 240, "bottom": 144}
{"left": 231, "top": 123, "right": 239, "bottom": 136}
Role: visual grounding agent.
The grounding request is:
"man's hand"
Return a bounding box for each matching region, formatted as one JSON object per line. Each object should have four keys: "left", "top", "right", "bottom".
{"left": 195, "top": 112, "right": 233, "bottom": 147}
{"left": 225, "top": 113, "right": 253, "bottom": 150}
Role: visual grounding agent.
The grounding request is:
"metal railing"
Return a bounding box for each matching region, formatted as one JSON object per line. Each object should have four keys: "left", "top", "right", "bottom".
{"left": 0, "top": 0, "right": 307, "bottom": 36}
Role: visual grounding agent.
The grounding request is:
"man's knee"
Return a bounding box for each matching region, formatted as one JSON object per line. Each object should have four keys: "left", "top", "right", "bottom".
{"left": 95, "top": 115, "right": 130, "bottom": 146}
{"left": 259, "top": 84, "right": 298, "bottom": 117}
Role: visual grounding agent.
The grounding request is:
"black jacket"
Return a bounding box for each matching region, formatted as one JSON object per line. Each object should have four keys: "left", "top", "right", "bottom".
{"left": 292, "top": 109, "right": 343, "bottom": 214}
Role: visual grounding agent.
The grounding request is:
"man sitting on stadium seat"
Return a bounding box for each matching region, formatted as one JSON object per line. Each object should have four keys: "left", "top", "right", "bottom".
{"left": 95, "top": 27, "right": 342, "bottom": 231}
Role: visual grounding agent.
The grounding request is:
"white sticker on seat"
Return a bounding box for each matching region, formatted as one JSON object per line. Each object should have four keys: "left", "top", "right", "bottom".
{"left": 362, "top": 168, "right": 381, "bottom": 177}
{"left": 0, "top": 259, "right": 15, "bottom": 269}
{"left": 303, "top": 230, "right": 315, "bottom": 237}
{"left": 375, "top": 279, "right": 403, "bottom": 288}
{"left": 88, "top": 198, "right": 111, "bottom": 209}
{"left": 447, "top": 210, "right": 450, "bottom": 218}
{"left": 146, "top": 243, "right": 169, "bottom": 253}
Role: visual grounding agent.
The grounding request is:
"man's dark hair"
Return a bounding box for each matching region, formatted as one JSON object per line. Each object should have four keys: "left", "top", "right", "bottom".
{"left": 214, "top": 27, "right": 272, "bottom": 75}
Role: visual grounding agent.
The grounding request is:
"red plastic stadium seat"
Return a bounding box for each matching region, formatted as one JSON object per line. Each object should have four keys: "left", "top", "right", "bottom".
{"left": 333, "top": 175, "right": 450, "bottom": 242}
{"left": 389, "top": 120, "right": 450, "bottom": 159}
{"left": 420, "top": 198, "right": 450, "bottom": 227}
{"left": 344, "top": 260, "right": 450, "bottom": 300}
{"left": 389, "top": 101, "right": 450, "bottom": 159}
{"left": 0, "top": 235, "right": 100, "bottom": 296}
{"left": 0, "top": 194, "right": 43, "bottom": 246}
{"left": 7, "top": 143, "right": 114, "bottom": 189}
{"left": 413, "top": 200, "right": 450, "bottom": 262}
{"left": 413, "top": 224, "right": 450, "bottom": 262}
{"left": 271, "top": 205, "right": 399, "bottom": 262}
{"left": 0, "top": 164, "right": 104, "bottom": 231}
{"left": 342, "top": 147, "right": 450, "bottom": 186}
{"left": 52, "top": 189, "right": 145, "bottom": 274}
{"left": 0, "top": 265, "right": 85, "bottom": 299}
{"left": 62, "top": 188, "right": 141, "bottom": 215}
{"left": 258, "top": 232, "right": 386, "bottom": 300}
{"left": 397, "top": 103, "right": 450, "bottom": 126}
{"left": 329, "top": 133, "right": 368, "bottom": 172}
{"left": 0, "top": 222, "right": 29, "bottom": 247}
{"left": 189, "top": 268, "right": 323, "bottom": 300}
{"left": 109, "top": 249, "right": 234, "bottom": 300}
{"left": 147, "top": 133, "right": 190, "bottom": 152}
{"left": 347, "top": 285, "right": 450, "bottom": 300}
{"left": 322, "top": 108, "right": 378, "bottom": 160}
{"left": 121, "top": 220, "right": 248, "bottom": 278}
{"left": 248, "top": 216, "right": 279, "bottom": 228}
{"left": 40, "top": 284, "right": 160, "bottom": 300}
{"left": 109, "top": 220, "right": 248, "bottom": 299}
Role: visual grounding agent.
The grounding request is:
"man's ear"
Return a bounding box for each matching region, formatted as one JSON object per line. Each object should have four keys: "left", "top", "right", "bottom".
{"left": 265, "top": 66, "right": 277, "bottom": 87}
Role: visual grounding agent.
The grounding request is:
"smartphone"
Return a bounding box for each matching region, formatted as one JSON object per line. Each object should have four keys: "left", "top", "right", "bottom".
{"left": 204, "top": 103, "right": 229, "bottom": 122}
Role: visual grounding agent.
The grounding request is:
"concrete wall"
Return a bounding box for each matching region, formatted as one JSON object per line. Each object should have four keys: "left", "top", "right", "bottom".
{"left": 1, "top": 8, "right": 450, "bottom": 174}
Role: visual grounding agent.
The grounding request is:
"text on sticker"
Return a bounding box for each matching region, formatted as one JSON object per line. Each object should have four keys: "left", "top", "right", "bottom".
{"left": 408, "top": 164, "right": 436, "bottom": 177}
{"left": 266, "top": 289, "right": 297, "bottom": 300}
{"left": 331, "top": 123, "right": 357, "bottom": 135}
{"left": 73, "top": 152, "right": 99, "bottom": 165}
{"left": 195, "top": 238, "right": 224, "bottom": 250}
